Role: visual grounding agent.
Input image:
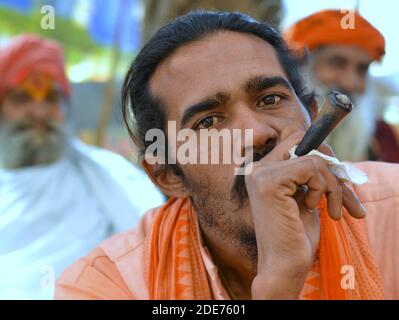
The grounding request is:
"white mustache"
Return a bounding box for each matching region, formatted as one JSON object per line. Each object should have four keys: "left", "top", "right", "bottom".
{"left": 10, "top": 120, "right": 59, "bottom": 133}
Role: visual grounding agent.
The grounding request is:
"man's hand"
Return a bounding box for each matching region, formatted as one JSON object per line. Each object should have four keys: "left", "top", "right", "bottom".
{"left": 245, "top": 131, "right": 366, "bottom": 299}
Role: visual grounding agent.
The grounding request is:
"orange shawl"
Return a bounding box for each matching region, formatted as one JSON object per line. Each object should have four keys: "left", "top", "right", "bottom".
{"left": 145, "top": 197, "right": 384, "bottom": 300}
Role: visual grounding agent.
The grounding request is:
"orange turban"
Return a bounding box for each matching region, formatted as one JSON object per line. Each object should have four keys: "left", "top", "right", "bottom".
{"left": 284, "top": 9, "right": 385, "bottom": 61}
{"left": 0, "top": 34, "right": 70, "bottom": 100}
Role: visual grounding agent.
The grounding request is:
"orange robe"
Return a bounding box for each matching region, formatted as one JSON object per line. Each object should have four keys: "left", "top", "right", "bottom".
{"left": 55, "top": 162, "right": 399, "bottom": 299}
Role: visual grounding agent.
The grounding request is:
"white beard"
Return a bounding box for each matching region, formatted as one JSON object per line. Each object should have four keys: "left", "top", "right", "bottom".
{"left": 0, "top": 119, "right": 67, "bottom": 169}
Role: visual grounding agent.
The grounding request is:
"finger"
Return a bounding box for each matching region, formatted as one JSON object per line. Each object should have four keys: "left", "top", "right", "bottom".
{"left": 300, "top": 156, "right": 343, "bottom": 220}
{"left": 313, "top": 145, "right": 362, "bottom": 219}
{"left": 317, "top": 143, "right": 336, "bottom": 158}
{"left": 303, "top": 177, "right": 326, "bottom": 211}
{"left": 298, "top": 200, "right": 320, "bottom": 257}
{"left": 342, "top": 183, "right": 367, "bottom": 219}
{"left": 298, "top": 157, "right": 327, "bottom": 211}
{"left": 260, "top": 131, "right": 306, "bottom": 163}
{"left": 318, "top": 163, "right": 343, "bottom": 220}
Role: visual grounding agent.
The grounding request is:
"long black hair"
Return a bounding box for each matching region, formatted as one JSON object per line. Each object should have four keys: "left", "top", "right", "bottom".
{"left": 122, "top": 11, "right": 314, "bottom": 160}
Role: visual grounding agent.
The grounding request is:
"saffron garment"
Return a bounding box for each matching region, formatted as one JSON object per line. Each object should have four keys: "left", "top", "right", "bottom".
{"left": 0, "top": 34, "right": 70, "bottom": 100}
{"left": 0, "top": 139, "right": 165, "bottom": 299}
{"left": 56, "top": 162, "right": 399, "bottom": 300}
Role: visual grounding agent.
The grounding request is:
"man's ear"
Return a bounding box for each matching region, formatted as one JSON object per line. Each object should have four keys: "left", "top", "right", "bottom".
{"left": 141, "top": 159, "right": 188, "bottom": 198}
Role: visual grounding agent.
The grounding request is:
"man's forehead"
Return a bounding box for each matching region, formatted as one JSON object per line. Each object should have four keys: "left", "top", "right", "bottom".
{"left": 149, "top": 31, "right": 287, "bottom": 118}
{"left": 4, "top": 73, "right": 61, "bottom": 104}
{"left": 315, "top": 45, "right": 372, "bottom": 63}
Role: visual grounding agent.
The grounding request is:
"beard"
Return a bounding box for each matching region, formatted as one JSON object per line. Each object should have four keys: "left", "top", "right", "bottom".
{"left": 0, "top": 118, "right": 67, "bottom": 169}
{"left": 177, "top": 139, "right": 278, "bottom": 264}
{"left": 313, "top": 84, "right": 377, "bottom": 162}
{"left": 186, "top": 176, "right": 258, "bottom": 263}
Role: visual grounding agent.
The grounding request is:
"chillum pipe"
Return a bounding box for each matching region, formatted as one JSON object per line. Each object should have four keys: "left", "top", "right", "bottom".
{"left": 295, "top": 91, "right": 353, "bottom": 157}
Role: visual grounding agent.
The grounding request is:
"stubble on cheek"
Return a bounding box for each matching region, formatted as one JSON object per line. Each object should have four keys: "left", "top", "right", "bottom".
{"left": 181, "top": 165, "right": 258, "bottom": 262}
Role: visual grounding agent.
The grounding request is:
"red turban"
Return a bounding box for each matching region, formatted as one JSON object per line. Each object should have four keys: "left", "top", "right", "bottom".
{"left": 284, "top": 9, "right": 385, "bottom": 61}
{"left": 0, "top": 34, "right": 70, "bottom": 100}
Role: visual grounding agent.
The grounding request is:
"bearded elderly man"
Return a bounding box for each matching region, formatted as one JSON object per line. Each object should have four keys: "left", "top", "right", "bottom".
{"left": 0, "top": 35, "right": 164, "bottom": 299}
{"left": 56, "top": 12, "right": 399, "bottom": 300}
{"left": 285, "top": 9, "right": 399, "bottom": 163}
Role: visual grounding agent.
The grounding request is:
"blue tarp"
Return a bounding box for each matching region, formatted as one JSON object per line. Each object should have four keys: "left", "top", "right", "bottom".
{"left": 0, "top": 0, "right": 33, "bottom": 12}
{"left": 88, "top": 0, "right": 141, "bottom": 52}
{"left": 0, "top": 0, "right": 141, "bottom": 52}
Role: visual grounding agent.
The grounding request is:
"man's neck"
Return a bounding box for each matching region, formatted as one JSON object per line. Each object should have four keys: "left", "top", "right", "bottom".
{"left": 200, "top": 226, "right": 257, "bottom": 300}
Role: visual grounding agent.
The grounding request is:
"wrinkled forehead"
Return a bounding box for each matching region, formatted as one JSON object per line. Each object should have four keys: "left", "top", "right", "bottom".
{"left": 149, "top": 31, "right": 288, "bottom": 120}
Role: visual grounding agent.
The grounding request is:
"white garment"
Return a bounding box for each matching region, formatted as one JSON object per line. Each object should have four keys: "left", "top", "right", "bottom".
{"left": 0, "top": 139, "right": 165, "bottom": 299}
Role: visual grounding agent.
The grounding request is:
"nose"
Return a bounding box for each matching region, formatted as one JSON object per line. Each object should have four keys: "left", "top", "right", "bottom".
{"left": 28, "top": 101, "right": 50, "bottom": 121}
{"left": 236, "top": 108, "right": 279, "bottom": 156}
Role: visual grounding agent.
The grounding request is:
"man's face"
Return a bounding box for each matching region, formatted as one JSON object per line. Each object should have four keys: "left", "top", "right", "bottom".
{"left": 1, "top": 73, "right": 64, "bottom": 124}
{"left": 310, "top": 45, "right": 372, "bottom": 97}
{"left": 149, "top": 31, "right": 312, "bottom": 257}
{"left": 0, "top": 73, "right": 66, "bottom": 168}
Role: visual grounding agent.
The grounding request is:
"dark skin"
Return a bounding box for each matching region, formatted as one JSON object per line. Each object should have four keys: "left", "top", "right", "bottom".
{"left": 0, "top": 85, "right": 63, "bottom": 129}
{"left": 143, "top": 31, "right": 366, "bottom": 299}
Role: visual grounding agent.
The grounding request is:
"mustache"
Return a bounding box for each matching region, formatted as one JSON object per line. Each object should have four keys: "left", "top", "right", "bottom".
{"left": 252, "top": 138, "right": 277, "bottom": 162}
{"left": 0, "top": 119, "right": 66, "bottom": 168}
{"left": 9, "top": 119, "right": 59, "bottom": 134}
{"left": 230, "top": 138, "right": 277, "bottom": 210}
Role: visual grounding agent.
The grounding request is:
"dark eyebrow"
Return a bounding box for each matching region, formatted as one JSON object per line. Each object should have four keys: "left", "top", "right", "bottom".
{"left": 180, "top": 76, "right": 291, "bottom": 128}
{"left": 180, "top": 92, "right": 230, "bottom": 127}
{"left": 244, "top": 76, "right": 293, "bottom": 93}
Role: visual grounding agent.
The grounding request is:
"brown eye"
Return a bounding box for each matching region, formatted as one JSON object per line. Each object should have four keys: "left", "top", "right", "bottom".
{"left": 258, "top": 94, "right": 282, "bottom": 108}
{"left": 196, "top": 115, "right": 221, "bottom": 129}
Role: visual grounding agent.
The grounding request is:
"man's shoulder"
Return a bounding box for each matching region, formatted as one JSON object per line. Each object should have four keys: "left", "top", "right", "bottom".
{"left": 352, "top": 161, "right": 399, "bottom": 203}
{"left": 56, "top": 209, "right": 159, "bottom": 299}
{"left": 353, "top": 162, "right": 399, "bottom": 300}
{"left": 99, "top": 207, "right": 158, "bottom": 261}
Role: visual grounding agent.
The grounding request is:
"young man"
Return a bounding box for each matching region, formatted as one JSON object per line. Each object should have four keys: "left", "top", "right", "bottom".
{"left": 0, "top": 34, "right": 164, "bottom": 299}
{"left": 56, "top": 12, "right": 398, "bottom": 300}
